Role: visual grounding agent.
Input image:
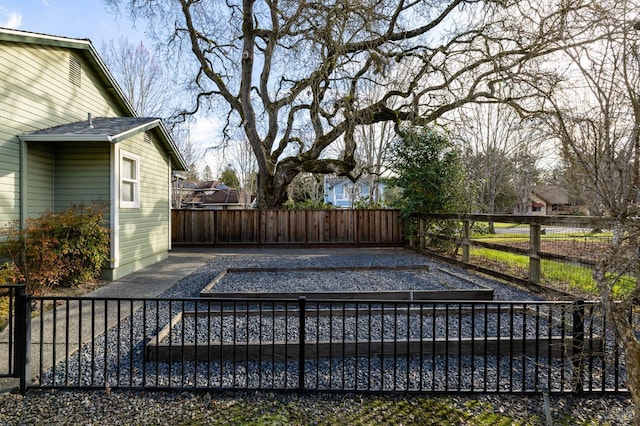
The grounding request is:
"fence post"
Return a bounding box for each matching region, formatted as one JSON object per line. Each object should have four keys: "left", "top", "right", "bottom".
{"left": 298, "top": 296, "right": 306, "bottom": 392}
{"left": 529, "top": 224, "right": 541, "bottom": 286}
{"left": 462, "top": 219, "right": 470, "bottom": 264}
{"left": 571, "top": 300, "right": 585, "bottom": 394}
{"left": 14, "top": 286, "right": 31, "bottom": 394}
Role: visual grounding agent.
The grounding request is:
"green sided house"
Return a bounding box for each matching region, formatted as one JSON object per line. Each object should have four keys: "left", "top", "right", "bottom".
{"left": 0, "top": 28, "right": 187, "bottom": 280}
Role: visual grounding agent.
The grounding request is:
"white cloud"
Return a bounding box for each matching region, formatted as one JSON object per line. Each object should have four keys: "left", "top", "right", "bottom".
{"left": 0, "top": 7, "right": 22, "bottom": 29}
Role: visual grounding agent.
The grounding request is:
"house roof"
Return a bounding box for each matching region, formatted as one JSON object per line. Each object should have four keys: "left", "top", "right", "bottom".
{"left": 189, "top": 192, "right": 245, "bottom": 205}
{"left": 21, "top": 117, "right": 158, "bottom": 140}
{"left": 532, "top": 185, "right": 569, "bottom": 205}
{"left": 195, "top": 180, "right": 223, "bottom": 190}
{"left": 325, "top": 176, "right": 355, "bottom": 186}
{"left": 19, "top": 117, "right": 187, "bottom": 170}
{"left": 1, "top": 27, "right": 188, "bottom": 171}
{"left": 184, "top": 184, "right": 253, "bottom": 205}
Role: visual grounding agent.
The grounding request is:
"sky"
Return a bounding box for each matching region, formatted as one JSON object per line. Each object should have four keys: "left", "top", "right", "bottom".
{"left": 0, "top": 1, "right": 146, "bottom": 46}
{"left": 0, "top": 0, "right": 220, "bottom": 171}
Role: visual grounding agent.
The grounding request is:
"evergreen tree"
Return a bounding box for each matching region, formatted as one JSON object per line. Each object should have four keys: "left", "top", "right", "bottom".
{"left": 387, "top": 127, "right": 468, "bottom": 216}
{"left": 220, "top": 166, "right": 240, "bottom": 188}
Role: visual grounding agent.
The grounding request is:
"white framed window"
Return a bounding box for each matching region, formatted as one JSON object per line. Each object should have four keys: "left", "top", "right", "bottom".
{"left": 120, "top": 151, "right": 140, "bottom": 208}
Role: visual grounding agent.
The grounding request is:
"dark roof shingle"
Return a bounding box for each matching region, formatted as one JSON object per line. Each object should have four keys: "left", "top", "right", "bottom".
{"left": 27, "top": 117, "right": 159, "bottom": 137}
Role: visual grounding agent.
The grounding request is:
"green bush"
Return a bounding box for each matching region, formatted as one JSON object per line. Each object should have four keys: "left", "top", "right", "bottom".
{"left": 0, "top": 204, "right": 110, "bottom": 294}
{"left": 353, "top": 197, "right": 387, "bottom": 209}
{"left": 0, "top": 261, "right": 21, "bottom": 285}
{"left": 283, "top": 199, "right": 334, "bottom": 209}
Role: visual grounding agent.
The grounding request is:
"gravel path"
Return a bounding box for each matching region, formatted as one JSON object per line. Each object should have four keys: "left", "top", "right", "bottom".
{"left": 0, "top": 248, "right": 634, "bottom": 424}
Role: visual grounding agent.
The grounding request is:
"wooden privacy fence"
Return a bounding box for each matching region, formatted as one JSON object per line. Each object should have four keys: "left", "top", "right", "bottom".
{"left": 171, "top": 209, "right": 405, "bottom": 246}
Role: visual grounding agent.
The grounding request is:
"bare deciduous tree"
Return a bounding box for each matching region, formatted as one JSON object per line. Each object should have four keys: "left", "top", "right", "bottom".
{"left": 101, "top": 37, "right": 169, "bottom": 117}
{"left": 541, "top": 1, "right": 640, "bottom": 419}
{"left": 229, "top": 140, "right": 258, "bottom": 201}
{"left": 106, "top": 0, "right": 598, "bottom": 208}
{"left": 449, "top": 105, "right": 521, "bottom": 215}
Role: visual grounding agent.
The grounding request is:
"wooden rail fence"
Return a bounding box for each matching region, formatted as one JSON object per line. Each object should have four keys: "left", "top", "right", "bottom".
{"left": 171, "top": 209, "right": 405, "bottom": 247}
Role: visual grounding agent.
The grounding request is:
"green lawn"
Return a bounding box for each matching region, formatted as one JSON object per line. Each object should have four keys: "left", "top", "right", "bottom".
{"left": 180, "top": 395, "right": 538, "bottom": 426}
{"left": 471, "top": 230, "right": 612, "bottom": 242}
{"left": 469, "top": 247, "right": 633, "bottom": 298}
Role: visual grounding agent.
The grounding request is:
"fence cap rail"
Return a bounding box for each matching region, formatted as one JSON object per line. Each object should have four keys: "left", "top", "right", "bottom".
{"left": 26, "top": 294, "right": 594, "bottom": 305}
{"left": 412, "top": 213, "right": 634, "bottom": 227}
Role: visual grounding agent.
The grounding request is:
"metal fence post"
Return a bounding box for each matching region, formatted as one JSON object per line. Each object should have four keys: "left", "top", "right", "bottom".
{"left": 14, "top": 286, "right": 31, "bottom": 394}
{"left": 298, "top": 296, "right": 306, "bottom": 392}
{"left": 572, "top": 300, "right": 585, "bottom": 394}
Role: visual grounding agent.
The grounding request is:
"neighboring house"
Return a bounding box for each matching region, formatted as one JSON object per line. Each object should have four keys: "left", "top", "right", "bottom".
{"left": 324, "top": 176, "right": 385, "bottom": 208}
{"left": 180, "top": 180, "right": 253, "bottom": 210}
{"left": 525, "top": 185, "right": 576, "bottom": 216}
{"left": 0, "top": 28, "right": 187, "bottom": 280}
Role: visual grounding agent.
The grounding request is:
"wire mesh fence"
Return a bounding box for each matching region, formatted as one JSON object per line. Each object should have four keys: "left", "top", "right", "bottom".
{"left": 411, "top": 214, "right": 624, "bottom": 299}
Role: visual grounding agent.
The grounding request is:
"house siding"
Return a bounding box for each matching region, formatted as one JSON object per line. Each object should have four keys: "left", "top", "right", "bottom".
{"left": 0, "top": 40, "right": 124, "bottom": 228}
{"left": 53, "top": 142, "right": 110, "bottom": 210}
{"left": 324, "top": 177, "right": 385, "bottom": 208}
{"left": 115, "top": 132, "right": 170, "bottom": 277}
{"left": 26, "top": 144, "right": 54, "bottom": 218}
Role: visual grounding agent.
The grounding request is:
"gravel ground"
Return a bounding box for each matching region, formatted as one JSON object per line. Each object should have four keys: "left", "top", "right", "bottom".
{"left": 0, "top": 248, "right": 635, "bottom": 424}
{"left": 167, "top": 249, "right": 539, "bottom": 300}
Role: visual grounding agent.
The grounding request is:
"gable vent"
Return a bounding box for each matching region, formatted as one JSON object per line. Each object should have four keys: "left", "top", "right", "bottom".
{"left": 69, "top": 56, "right": 82, "bottom": 87}
{"left": 144, "top": 133, "right": 152, "bottom": 144}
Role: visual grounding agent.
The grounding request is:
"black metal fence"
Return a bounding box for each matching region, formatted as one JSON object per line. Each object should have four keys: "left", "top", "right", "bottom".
{"left": 0, "top": 285, "right": 29, "bottom": 387}
{"left": 5, "top": 293, "right": 632, "bottom": 395}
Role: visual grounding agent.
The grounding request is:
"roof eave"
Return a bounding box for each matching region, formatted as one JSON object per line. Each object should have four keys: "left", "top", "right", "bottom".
{"left": 0, "top": 28, "right": 91, "bottom": 49}
{"left": 18, "top": 134, "right": 114, "bottom": 143}
{"left": 153, "top": 121, "right": 188, "bottom": 171}
{"left": 111, "top": 119, "right": 162, "bottom": 143}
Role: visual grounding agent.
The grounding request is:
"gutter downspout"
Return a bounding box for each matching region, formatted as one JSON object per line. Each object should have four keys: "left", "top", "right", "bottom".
{"left": 19, "top": 138, "right": 27, "bottom": 229}
{"left": 110, "top": 143, "right": 119, "bottom": 270}
{"left": 168, "top": 158, "right": 172, "bottom": 251}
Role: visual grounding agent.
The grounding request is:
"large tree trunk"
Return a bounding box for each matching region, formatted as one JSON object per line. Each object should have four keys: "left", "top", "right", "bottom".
{"left": 609, "top": 301, "right": 640, "bottom": 425}
{"left": 255, "top": 169, "right": 295, "bottom": 209}
{"left": 595, "top": 225, "right": 640, "bottom": 424}
{"left": 624, "top": 337, "right": 640, "bottom": 425}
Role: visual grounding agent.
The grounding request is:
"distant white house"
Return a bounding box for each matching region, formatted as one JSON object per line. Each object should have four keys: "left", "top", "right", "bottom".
{"left": 323, "top": 176, "right": 385, "bottom": 208}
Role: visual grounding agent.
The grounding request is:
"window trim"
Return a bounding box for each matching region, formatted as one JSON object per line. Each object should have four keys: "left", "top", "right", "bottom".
{"left": 120, "top": 151, "right": 140, "bottom": 208}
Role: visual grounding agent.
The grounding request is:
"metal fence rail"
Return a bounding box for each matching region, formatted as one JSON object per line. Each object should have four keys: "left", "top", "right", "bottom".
{"left": 11, "top": 294, "right": 630, "bottom": 394}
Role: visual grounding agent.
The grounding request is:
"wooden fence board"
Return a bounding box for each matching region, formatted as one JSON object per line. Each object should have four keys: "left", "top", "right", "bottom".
{"left": 171, "top": 209, "right": 405, "bottom": 246}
